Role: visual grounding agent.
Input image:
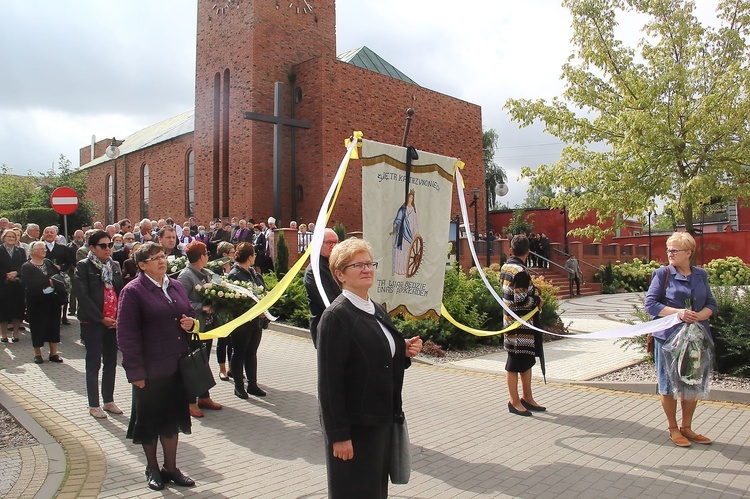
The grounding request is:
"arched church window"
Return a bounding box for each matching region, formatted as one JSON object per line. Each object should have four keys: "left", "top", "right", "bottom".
{"left": 105, "top": 174, "right": 114, "bottom": 225}
{"left": 141, "top": 164, "right": 150, "bottom": 219}
{"left": 186, "top": 150, "right": 195, "bottom": 216}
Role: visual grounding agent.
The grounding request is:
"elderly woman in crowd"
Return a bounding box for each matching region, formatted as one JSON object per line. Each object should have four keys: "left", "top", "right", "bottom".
{"left": 227, "top": 242, "right": 267, "bottom": 398}
{"left": 21, "top": 241, "right": 64, "bottom": 363}
{"left": 645, "top": 232, "right": 716, "bottom": 447}
{"left": 0, "top": 229, "right": 26, "bottom": 343}
{"left": 177, "top": 241, "right": 222, "bottom": 418}
{"left": 122, "top": 241, "right": 142, "bottom": 285}
{"left": 74, "top": 230, "right": 125, "bottom": 419}
{"left": 214, "top": 240, "right": 236, "bottom": 380}
{"left": 318, "top": 238, "right": 422, "bottom": 498}
{"left": 117, "top": 242, "right": 199, "bottom": 491}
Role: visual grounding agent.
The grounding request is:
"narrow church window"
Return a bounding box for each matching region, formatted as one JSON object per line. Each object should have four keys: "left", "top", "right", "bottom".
{"left": 187, "top": 150, "right": 195, "bottom": 216}
{"left": 213, "top": 72, "right": 221, "bottom": 218}
{"left": 222, "top": 68, "right": 230, "bottom": 218}
{"left": 142, "top": 164, "right": 150, "bottom": 219}
{"left": 106, "top": 174, "right": 114, "bottom": 225}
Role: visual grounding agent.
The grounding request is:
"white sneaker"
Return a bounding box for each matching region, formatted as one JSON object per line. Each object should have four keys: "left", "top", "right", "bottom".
{"left": 103, "top": 402, "right": 123, "bottom": 414}
{"left": 89, "top": 407, "right": 107, "bottom": 419}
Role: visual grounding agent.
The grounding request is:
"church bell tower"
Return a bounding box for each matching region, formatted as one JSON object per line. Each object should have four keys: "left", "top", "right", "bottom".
{"left": 193, "top": 0, "right": 336, "bottom": 223}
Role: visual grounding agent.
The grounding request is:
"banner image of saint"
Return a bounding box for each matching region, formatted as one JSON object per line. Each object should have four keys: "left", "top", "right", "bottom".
{"left": 392, "top": 189, "right": 421, "bottom": 276}
{"left": 361, "top": 139, "right": 456, "bottom": 319}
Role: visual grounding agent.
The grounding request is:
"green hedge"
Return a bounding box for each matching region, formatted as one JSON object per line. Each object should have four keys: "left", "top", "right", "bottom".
{"left": 264, "top": 263, "right": 563, "bottom": 351}
{"left": 705, "top": 257, "right": 750, "bottom": 286}
{"left": 0, "top": 207, "right": 59, "bottom": 228}
{"left": 597, "top": 258, "right": 660, "bottom": 293}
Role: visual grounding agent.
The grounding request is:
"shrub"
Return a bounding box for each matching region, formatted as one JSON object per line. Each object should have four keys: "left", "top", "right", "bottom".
{"left": 263, "top": 271, "right": 310, "bottom": 328}
{"left": 711, "top": 287, "right": 750, "bottom": 377}
{"left": 275, "top": 232, "right": 289, "bottom": 277}
{"left": 705, "top": 257, "right": 750, "bottom": 286}
{"left": 597, "top": 259, "right": 660, "bottom": 293}
{"left": 333, "top": 221, "right": 346, "bottom": 242}
{"left": 0, "top": 207, "right": 59, "bottom": 228}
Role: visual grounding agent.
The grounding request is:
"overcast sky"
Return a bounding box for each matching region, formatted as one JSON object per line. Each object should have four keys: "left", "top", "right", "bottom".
{"left": 0, "top": 0, "right": 720, "bottom": 208}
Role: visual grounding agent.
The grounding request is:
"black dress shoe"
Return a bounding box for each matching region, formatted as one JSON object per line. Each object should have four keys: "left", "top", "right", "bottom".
{"left": 508, "top": 402, "right": 532, "bottom": 417}
{"left": 234, "top": 387, "right": 249, "bottom": 399}
{"left": 247, "top": 385, "right": 266, "bottom": 397}
{"left": 145, "top": 468, "right": 164, "bottom": 491}
{"left": 161, "top": 467, "right": 195, "bottom": 487}
{"left": 61, "top": 318, "right": 71, "bottom": 325}
{"left": 0, "top": 338, "right": 7, "bottom": 343}
{"left": 521, "top": 399, "right": 547, "bottom": 412}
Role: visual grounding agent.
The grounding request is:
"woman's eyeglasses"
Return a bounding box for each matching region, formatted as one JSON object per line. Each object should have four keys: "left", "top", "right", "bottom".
{"left": 343, "top": 261, "right": 378, "bottom": 271}
{"left": 143, "top": 254, "right": 167, "bottom": 263}
{"left": 666, "top": 249, "right": 686, "bottom": 255}
{"left": 95, "top": 242, "right": 115, "bottom": 249}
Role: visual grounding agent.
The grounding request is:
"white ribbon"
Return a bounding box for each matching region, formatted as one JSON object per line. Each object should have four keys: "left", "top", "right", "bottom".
{"left": 311, "top": 137, "right": 359, "bottom": 307}
{"left": 453, "top": 168, "right": 681, "bottom": 339}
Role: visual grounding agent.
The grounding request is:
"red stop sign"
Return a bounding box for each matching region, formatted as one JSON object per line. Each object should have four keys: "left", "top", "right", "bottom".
{"left": 50, "top": 186, "right": 79, "bottom": 216}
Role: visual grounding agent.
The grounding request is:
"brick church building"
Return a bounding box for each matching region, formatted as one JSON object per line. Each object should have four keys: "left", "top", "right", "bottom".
{"left": 79, "top": 0, "right": 485, "bottom": 232}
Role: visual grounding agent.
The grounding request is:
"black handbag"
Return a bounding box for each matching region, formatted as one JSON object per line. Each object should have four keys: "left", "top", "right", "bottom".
{"left": 178, "top": 339, "right": 216, "bottom": 398}
{"left": 389, "top": 412, "right": 411, "bottom": 485}
{"left": 50, "top": 272, "right": 70, "bottom": 307}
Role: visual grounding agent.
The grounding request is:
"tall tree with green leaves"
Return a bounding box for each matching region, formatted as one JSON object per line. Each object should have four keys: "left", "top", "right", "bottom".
{"left": 483, "top": 129, "right": 507, "bottom": 211}
{"left": 505, "top": 0, "right": 750, "bottom": 239}
{"left": 0, "top": 164, "right": 36, "bottom": 212}
{"left": 524, "top": 184, "right": 555, "bottom": 209}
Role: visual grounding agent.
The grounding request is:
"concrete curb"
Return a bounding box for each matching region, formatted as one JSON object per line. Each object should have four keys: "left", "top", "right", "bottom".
{"left": 0, "top": 385, "right": 65, "bottom": 499}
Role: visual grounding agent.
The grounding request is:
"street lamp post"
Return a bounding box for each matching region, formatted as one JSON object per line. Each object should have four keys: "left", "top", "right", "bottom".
{"left": 561, "top": 206, "right": 569, "bottom": 254}
{"left": 491, "top": 182, "right": 509, "bottom": 266}
{"left": 648, "top": 210, "right": 652, "bottom": 262}
{"left": 105, "top": 138, "right": 124, "bottom": 222}
{"left": 470, "top": 188, "right": 480, "bottom": 242}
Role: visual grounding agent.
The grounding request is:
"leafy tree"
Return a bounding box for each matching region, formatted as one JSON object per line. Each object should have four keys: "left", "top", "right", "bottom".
{"left": 0, "top": 164, "right": 36, "bottom": 212}
{"left": 505, "top": 0, "right": 750, "bottom": 239}
{"left": 483, "top": 129, "right": 507, "bottom": 211}
{"left": 505, "top": 209, "right": 535, "bottom": 235}
{"left": 523, "top": 184, "right": 555, "bottom": 208}
{"left": 333, "top": 221, "right": 347, "bottom": 242}
{"left": 34, "top": 155, "right": 96, "bottom": 230}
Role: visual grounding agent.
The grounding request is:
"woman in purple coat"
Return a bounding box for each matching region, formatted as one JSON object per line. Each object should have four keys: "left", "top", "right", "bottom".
{"left": 117, "top": 242, "right": 201, "bottom": 491}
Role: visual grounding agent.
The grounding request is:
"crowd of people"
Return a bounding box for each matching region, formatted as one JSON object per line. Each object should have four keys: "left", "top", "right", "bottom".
{"left": 2, "top": 211, "right": 712, "bottom": 496}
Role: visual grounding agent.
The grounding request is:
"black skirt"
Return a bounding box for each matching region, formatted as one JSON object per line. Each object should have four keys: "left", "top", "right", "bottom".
{"left": 505, "top": 352, "right": 536, "bottom": 373}
{"left": 126, "top": 371, "right": 191, "bottom": 444}
{"left": 325, "top": 424, "right": 392, "bottom": 499}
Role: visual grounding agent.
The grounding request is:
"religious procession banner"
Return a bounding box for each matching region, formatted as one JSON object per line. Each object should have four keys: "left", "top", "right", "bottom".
{"left": 361, "top": 139, "right": 456, "bottom": 319}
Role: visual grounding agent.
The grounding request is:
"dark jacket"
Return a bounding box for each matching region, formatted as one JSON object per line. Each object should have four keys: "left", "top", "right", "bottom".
{"left": 317, "top": 295, "right": 409, "bottom": 443}
{"left": 20, "top": 259, "right": 59, "bottom": 305}
{"left": 117, "top": 272, "right": 196, "bottom": 382}
{"left": 73, "top": 258, "right": 124, "bottom": 324}
{"left": 303, "top": 256, "right": 341, "bottom": 347}
{"left": 45, "top": 242, "right": 73, "bottom": 272}
{"left": 227, "top": 263, "right": 265, "bottom": 332}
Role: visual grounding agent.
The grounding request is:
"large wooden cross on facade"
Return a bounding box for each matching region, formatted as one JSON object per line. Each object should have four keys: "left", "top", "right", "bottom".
{"left": 243, "top": 81, "right": 311, "bottom": 224}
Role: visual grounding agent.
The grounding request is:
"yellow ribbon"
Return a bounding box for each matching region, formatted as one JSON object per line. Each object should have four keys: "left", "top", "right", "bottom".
{"left": 440, "top": 304, "right": 539, "bottom": 337}
{"left": 197, "top": 141, "right": 353, "bottom": 340}
{"left": 344, "top": 131, "right": 364, "bottom": 159}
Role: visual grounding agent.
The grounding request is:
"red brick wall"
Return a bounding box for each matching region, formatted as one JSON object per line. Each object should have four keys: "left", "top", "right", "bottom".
{"left": 293, "top": 57, "right": 485, "bottom": 232}
{"left": 82, "top": 135, "right": 193, "bottom": 224}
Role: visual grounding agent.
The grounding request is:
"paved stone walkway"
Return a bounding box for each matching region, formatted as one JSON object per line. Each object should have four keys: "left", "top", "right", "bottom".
{"left": 1, "top": 293, "right": 749, "bottom": 498}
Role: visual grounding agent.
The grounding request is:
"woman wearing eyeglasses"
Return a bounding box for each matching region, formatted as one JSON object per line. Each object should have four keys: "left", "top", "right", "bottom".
{"left": 21, "top": 241, "right": 64, "bottom": 364}
{"left": 317, "top": 238, "right": 423, "bottom": 498}
{"left": 645, "top": 232, "right": 716, "bottom": 447}
{"left": 74, "top": 230, "right": 124, "bottom": 419}
{"left": 117, "top": 242, "right": 201, "bottom": 491}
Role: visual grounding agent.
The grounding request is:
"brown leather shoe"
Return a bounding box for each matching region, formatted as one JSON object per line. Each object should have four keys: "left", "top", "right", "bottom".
{"left": 197, "top": 398, "right": 222, "bottom": 410}
{"left": 669, "top": 427, "right": 690, "bottom": 447}
{"left": 680, "top": 426, "right": 712, "bottom": 444}
{"left": 189, "top": 408, "right": 204, "bottom": 418}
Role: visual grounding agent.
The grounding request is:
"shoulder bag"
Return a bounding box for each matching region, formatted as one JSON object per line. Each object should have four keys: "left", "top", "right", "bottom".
{"left": 389, "top": 411, "right": 411, "bottom": 484}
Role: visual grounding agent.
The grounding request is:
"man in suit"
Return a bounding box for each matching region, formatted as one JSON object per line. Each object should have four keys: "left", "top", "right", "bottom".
{"left": 134, "top": 218, "right": 154, "bottom": 243}
{"left": 230, "top": 219, "right": 254, "bottom": 245}
{"left": 43, "top": 226, "right": 74, "bottom": 325}
{"left": 303, "top": 228, "right": 341, "bottom": 347}
{"left": 21, "top": 223, "right": 40, "bottom": 244}
{"left": 208, "top": 219, "right": 232, "bottom": 259}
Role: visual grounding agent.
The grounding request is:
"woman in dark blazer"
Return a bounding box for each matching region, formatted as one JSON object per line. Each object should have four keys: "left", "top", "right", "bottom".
{"left": 318, "top": 238, "right": 422, "bottom": 498}
{"left": 74, "top": 230, "right": 125, "bottom": 419}
{"left": 227, "top": 242, "right": 266, "bottom": 398}
{"left": 21, "top": 241, "right": 63, "bottom": 364}
{"left": 117, "top": 242, "right": 200, "bottom": 491}
{"left": 0, "top": 229, "right": 26, "bottom": 343}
